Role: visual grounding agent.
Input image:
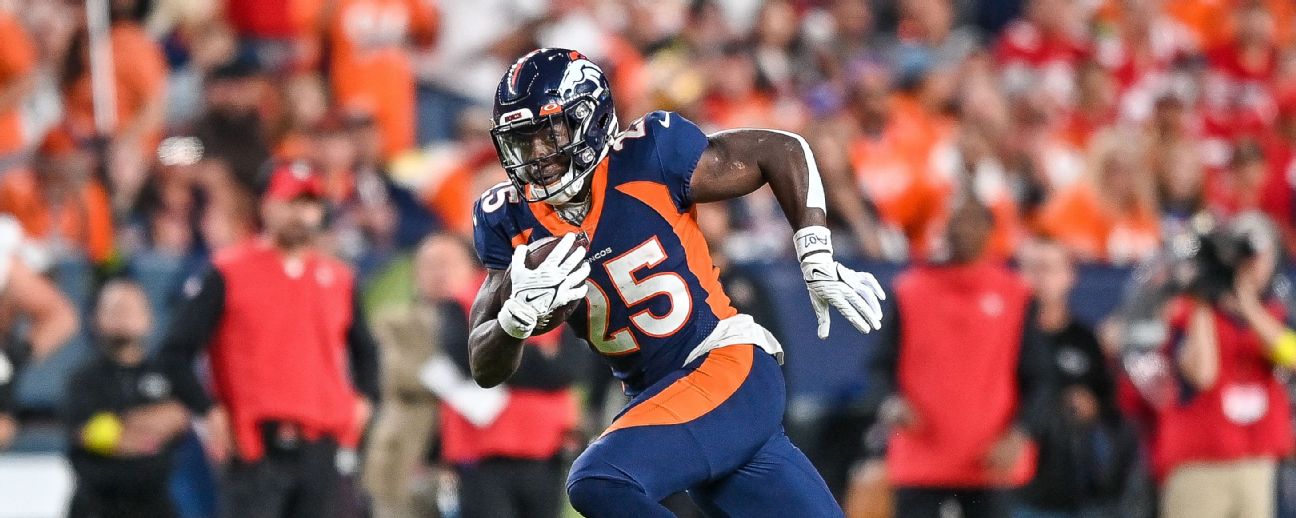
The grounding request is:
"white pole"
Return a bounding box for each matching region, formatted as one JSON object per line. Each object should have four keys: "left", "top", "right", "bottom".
{"left": 85, "top": 0, "right": 117, "bottom": 135}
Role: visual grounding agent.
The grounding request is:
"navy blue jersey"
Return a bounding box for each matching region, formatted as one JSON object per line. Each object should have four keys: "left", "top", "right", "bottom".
{"left": 473, "top": 111, "right": 738, "bottom": 394}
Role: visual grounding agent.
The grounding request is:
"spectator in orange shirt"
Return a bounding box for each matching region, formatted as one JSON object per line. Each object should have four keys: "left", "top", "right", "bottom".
{"left": 0, "top": 127, "right": 114, "bottom": 264}
{"left": 61, "top": 0, "right": 166, "bottom": 146}
{"left": 1165, "top": 0, "right": 1294, "bottom": 51}
{"left": 1035, "top": 131, "right": 1161, "bottom": 264}
{"left": 61, "top": 1, "right": 167, "bottom": 210}
{"left": 920, "top": 114, "right": 1024, "bottom": 264}
{"left": 323, "top": 0, "right": 437, "bottom": 159}
{"left": 814, "top": 65, "right": 943, "bottom": 260}
{"left": 0, "top": 9, "right": 36, "bottom": 159}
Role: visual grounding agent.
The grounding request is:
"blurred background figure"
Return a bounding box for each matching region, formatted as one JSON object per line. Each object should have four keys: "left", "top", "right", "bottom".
{"left": 321, "top": 0, "right": 437, "bottom": 159}
{"left": 0, "top": 2, "right": 36, "bottom": 162}
{"left": 63, "top": 279, "right": 187, "bottom": 518}
{"left": 0, "top": 127, "right": 114, "bottom": 266}
{"left": 870, "top": 198, "right": 1053, "bottom": 518}
{"left": 0, "top": 213, "right": 76, "bottom": 450}
{"left": 1, "top": 0, "right": 1296, "bottom": 516}
{"left": 1154, "top": 214, "right": 1294, "bottom": 518}
{"left": 362, "top": 233, "right": 479, "bottom": 518}
{"left": 156, "top": 163, "right": 379, "bottom": 518}
{"left": 416, "top": 218, "right": 584, "bottom": 518}
{"left": 1034, "top": 131, "right": 1160, "bottom": 265}
{"left": 1014, "top": 238, "right": 1137, "bottom": 518}
{"left": 427, "top": 291, "right": 583, "bottom": 518}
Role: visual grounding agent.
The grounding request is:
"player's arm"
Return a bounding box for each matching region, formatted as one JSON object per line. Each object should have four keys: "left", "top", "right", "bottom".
{"left": 468, "top": 234, "right": 589, "bottom": 388}
{"left": 467, "top": 269, "right": 526, "bottom": 388}
{"left": 690, "top": 129, "right": 826, "bottom": 228}
{"left": 690, "top": 128, "right": 885, "bottom": 337}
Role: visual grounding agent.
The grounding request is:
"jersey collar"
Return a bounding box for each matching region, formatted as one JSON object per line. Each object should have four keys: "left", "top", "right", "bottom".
{"left": 527, "top": 158, "right": 609, "bottom": 242}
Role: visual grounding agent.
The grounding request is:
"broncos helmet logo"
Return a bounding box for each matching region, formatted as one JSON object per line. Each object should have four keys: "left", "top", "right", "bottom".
{"left": 557, "top": 59, "right": 606, "bottom": 102}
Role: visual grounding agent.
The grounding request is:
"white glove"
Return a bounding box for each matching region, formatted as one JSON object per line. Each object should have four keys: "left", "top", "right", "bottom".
{"left": 795, "top": 226, "right": 886, "bottom": 339}
{"left": 497, "top": 233, "right": 590, "bottom": 339}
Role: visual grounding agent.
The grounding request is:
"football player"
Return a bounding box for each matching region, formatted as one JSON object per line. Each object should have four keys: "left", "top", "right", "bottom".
{"left": 469, "top": 49, "right": 885, "bottom": 517}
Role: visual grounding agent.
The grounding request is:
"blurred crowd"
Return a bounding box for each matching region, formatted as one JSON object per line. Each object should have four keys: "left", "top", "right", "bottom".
{"left": 0, "top": 0, "right": 1294, "bottom": 517}
{"left": 0, "top": 0, "right": 1288, "bottom": 276}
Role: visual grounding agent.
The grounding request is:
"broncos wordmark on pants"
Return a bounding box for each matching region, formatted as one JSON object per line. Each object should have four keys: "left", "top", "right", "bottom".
{"left": 473, "top": 111, "right": 842, "bottom": 517}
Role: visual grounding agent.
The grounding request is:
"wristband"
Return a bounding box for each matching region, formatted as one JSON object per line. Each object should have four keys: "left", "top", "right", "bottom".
{"left": 1271, "top": 329, "right": 1296, "bottom": 368}
{"left": 497, "top": 298, "right": 538, "bottom": 340}
{"left": 793, "top": 226, "right": 833, "bottom": 262}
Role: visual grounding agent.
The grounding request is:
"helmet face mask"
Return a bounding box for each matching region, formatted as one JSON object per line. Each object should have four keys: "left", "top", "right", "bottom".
{"left": 492, "top": 49, "right": 618, "bottom": 205}
{"left": 491, "top": 109, "right": 576, "bottom": 189}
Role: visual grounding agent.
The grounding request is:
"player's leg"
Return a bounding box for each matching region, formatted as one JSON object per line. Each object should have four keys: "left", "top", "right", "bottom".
{"left": 566, "top": 423, "right": 704, "bottom": 518}
{"left": 567, "top": 345, "right": 780, "bottom": 518}
{"left": 688, "top": 431, "right": 844, "bottom": 518}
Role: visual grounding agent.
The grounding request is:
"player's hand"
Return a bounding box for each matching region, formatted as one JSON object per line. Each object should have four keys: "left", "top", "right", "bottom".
{"left": 498, "top": 233, "right": 590, "bottom": 339}
{"left": 794, "top": 226, "right": 885, "bottom": 338}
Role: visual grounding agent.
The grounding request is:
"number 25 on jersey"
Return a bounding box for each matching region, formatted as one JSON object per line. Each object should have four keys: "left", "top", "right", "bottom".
{"left": 586, "top": 237, "right": 691, "bottom": 355}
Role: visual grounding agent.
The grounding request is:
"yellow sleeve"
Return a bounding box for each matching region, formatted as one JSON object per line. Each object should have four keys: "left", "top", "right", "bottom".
{"left": 1270, "top": 329, "right": 1296, "bottom": 369}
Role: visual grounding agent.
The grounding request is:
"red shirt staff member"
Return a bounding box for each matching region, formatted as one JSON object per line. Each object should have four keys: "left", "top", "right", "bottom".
{"left": 158, "top": 162, "right": 380, "bottom": 518}
{"left": 1158, "top": 214, "right": 1294, "bottom": 518}
{"left": 869, "top": 198, "right": 1054, "bottom": 518}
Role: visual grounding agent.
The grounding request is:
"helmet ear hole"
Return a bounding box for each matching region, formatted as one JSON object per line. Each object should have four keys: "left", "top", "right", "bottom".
{"left": 598, "top": 113, "right": 611, "bottom": 130}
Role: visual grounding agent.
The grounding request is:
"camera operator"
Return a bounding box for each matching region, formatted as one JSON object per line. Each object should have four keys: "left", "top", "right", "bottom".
{"left": 1155, "top": 213, "right": 1294, "bottom": 518}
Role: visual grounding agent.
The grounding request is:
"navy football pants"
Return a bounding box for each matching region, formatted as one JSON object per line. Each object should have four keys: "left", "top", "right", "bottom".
{"left": 566, "top": 345, "right": 843, "bottom": 517}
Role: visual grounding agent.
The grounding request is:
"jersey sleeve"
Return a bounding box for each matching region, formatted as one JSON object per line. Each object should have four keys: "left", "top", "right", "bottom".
{"left": 472, "top": 194, "right": 516, "bottom": 271}
{"left": 644, "top": 111, "right": 708, "bottom": 211}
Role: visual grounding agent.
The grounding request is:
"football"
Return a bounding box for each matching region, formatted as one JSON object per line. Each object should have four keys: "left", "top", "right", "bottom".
{"left": 501, "top": 233, "right": 590, "bottom": 335}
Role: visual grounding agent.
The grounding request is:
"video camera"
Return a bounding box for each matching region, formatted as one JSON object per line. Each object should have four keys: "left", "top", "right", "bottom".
{"left": 1115, "top": 212, "right": 1276, "bottom": 408}
{"left": 1167, "top": 213, "right": 1262, "bottom": 302}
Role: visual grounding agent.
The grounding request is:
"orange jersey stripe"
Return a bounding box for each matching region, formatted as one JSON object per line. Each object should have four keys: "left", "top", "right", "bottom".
{"left": 601, "top": 344, "right": 754, "bottom": 436}
{"left": 510, "top": 228, "right": 533, "bottom": 249}
{"left": 615, "top": 181, "right": 737, "bottom": 319}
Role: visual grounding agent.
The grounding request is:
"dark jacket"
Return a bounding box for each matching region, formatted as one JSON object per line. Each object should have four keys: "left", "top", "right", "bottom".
{"left": 63, "top": 355, "right": 179, "bottom": 494}
{"left": 1017, "top": 320, "right": 1138, "bottom": 511}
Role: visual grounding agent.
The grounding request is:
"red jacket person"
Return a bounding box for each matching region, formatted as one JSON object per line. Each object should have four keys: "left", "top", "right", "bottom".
{"left": 158, "top": 161, "right": 380, "bottom": 518}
